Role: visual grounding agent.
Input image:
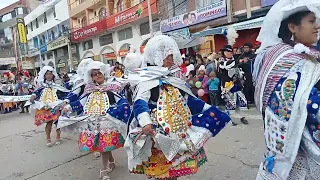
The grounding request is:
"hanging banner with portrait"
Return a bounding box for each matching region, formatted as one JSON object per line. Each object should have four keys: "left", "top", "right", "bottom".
{"left": 160, "top": 0, "right": 226, "bottom": 33}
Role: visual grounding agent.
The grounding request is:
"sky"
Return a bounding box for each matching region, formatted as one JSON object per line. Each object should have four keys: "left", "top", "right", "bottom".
{"left": 0, "top": 0, "right": 20, "bottom": 10}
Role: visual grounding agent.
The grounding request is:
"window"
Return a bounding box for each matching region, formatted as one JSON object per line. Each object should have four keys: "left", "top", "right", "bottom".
{"left": 2, "top": 13, "right": 12, "bottom": 22}
{"left": 30, "top": 22, "right": 33, "bottom": 31}
{"left": 23, "top": 7, "right": 28, "bottom": 14}
{"left": 168, "top": 0, "right": 187, "bottom": 17}
{"left": 51, "top": 31, "right": 55, "bottom": 40}
{"left": 47, "top": 52, "right": 53, "bottom": 59}
{"left": 81, "top": 17, "right": 87, "bottom": 27}
{"left": 118, "top": 27, "right": 133, "bottom": 41}
{"left": 44, "top": 12, "right": 47, "bottom": 23}
{"left": 140, "top": 22, "right": 150, "bottom": 35}
{"left": 17, "top": 7, "right": 24, "bottom": 15}
{"left": 117, "top": 0, "right": 125, "bottom": 12}
{"left": 82, "top": 40, "right": 93, "bottom": 50}
{"left": 98, "top": 8, "right": 107, "bottom": 20}
{"left": 11, "top": 10, "right": 16, "bottom": 18}
{"left": 53, "top": 8, "right": 56, "bottom": 18}
{"left": 99, "top": 33, "right": 113, "bottom": 46}
{"left": 42, "top": 35, "right": 46, "bottom": 45}
{"left": 33, "top": 37, "right": 38, "bottom": 48}
{"left": 94, "top": 11, "right": 97, "bottom": 16}
{"left": 196, "top": 0, "right": 221, "bottom": 9}
{"left": 26, "top": 25, "right": 28, "bottom": 34}
{"left": 36, "top": 18, "right": 39, "bottom": 28}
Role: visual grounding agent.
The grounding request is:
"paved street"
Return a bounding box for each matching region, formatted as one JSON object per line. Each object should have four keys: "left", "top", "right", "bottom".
{"left": 0, "top": 109, "right": 265, "bottom": 180}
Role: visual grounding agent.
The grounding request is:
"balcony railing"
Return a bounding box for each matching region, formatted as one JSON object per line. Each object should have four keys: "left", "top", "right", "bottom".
{"left": 69, "top": 0, "right": 87, "bottom": 10}
{"left": 72, "top": 15, "right": 107, "bottom": 31}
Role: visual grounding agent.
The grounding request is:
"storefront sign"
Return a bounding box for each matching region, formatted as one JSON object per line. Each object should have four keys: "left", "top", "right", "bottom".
{"left": 160, "top": 0, "right": 227, "bottom": 32}
{"left": 17, "top": 18, "right": 27, "bottom": 44}
{"left": 261, "top": 0, "right": 278, "bottom": 7}
{"left": 0, "top": 57, "right": 15, "bottom": 65}
{"left": 104, "top": 53, "right": 117, "bottom": 59}
{"left": 47, "top": 36, "right": 69, "bottom": 51}
{"left": 71, "top": 21, "right": 107, "bottom": 42}
{"left": 106, "top": 0, "right": 158, "bottom": 29}
{"left": 27, "top": 48, "right": 39, "bottom": 57}
{"left": 118, "top": 50, "right": 129, "bottom": 57}
{"left": 22, "top": 60, "right": 34, "bottom": 69}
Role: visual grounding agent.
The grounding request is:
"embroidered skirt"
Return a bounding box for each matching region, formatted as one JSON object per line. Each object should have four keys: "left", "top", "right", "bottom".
{"left": 78, "top": 131, "right": 125, "bottom": 153}
{"left": 131, "top": 147, "right": 207, "bottom": 179}
{"left": 34, "top": 109, "right": 60, "bottom": 126}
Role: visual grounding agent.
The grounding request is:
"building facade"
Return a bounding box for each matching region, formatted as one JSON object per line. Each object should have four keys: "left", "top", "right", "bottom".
{"left": 24, "top": 0, "right": 76, "bottom": 73}
{"left": 68, "top": 0, "right": 160, "bottom": 65}
{"left": 0, "top": 0, "right": 40, "bottom": 72}
{"left": 160, "top": 0, "right": 278, "bottom": 54}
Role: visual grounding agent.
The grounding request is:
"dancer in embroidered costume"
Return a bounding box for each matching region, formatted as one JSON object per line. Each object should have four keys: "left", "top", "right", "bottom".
{"left": 0, "top": 71, "right": 18, "bottom": 113}
{"left": 124, "top": 35, "right": 231, "bottom": 180}
{"left": 218, "top": 45, "right": 248, "bottom": 125}
{"left": 59, "top": 61, "right": 130, "bottom": 180}
{"left": 254, "top": 0, "right": 320, "bottom": 179}
{"left": 29, "top": 66, "right": 70, "bottom": 147}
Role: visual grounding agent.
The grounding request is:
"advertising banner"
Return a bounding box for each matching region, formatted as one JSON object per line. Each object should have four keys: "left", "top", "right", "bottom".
{"left": 106, "top": 0, "right": 157, "bottom": 29}
{"left": 160, "top": 0, "right": 227, "bottom": 32}
{"left": 71, "top": 21, "right": 107, "bottom": 42}
{"left": 261, "top": 0, "right": 278, "bottom": 7}
{"left": 17, "top": 18, "right": 27, "bottom": 44}
{"left": 47, "top": 36, "right": 69, "bottom": 51}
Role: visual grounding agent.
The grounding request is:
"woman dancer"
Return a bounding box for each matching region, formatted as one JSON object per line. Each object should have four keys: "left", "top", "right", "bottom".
{"left": 254, "top": 0, "right": 320, "bottom": 179}
{"left": 125, "top": 35, "right": 231, "bottom": 180}
{"left": 59, "top": 61, "right": 130, "bottom": 180}
{"left": 29, "top": 66, "right": 69, "bottom": 147}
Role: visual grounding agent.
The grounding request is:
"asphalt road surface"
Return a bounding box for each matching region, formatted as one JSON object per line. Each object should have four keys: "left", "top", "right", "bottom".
{"left": 0, "top": 109, "right": 264, "bottom": 180}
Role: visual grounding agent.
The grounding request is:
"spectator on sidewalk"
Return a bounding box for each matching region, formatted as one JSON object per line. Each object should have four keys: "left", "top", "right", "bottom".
{"left": 207, "top": 72, "right": 220, "bottom": 106}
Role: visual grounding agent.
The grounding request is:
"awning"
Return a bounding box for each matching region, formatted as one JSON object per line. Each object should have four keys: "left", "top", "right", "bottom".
{"left": 175, "top": 37, "right": 208, "bottom": 49}
{"left": 192, "top": 17, "right": 265, "bottom": 37}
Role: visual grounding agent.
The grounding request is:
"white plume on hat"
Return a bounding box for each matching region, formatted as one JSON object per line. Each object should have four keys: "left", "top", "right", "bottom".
{"left": 123, "top": 46, "right": 143, "bottom": 70}
{"left": 226, "top": 27, "right": 239, "bottom": 46}
{"left": 256, "top": 0, "right": 320, "bottom": 53}
{"left": 83, "top": 61, "right": 111, "bottom": 84}
{"left": 144, "top": 35, "right": 182, "bottom": 67}
{"left": 77, "top": 58, "right": 94, "bottom": 76}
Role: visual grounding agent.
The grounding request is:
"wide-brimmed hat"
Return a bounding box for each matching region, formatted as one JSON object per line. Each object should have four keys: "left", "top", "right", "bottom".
{"left": 221, "top": 45, "right": 233, "bottom": 52}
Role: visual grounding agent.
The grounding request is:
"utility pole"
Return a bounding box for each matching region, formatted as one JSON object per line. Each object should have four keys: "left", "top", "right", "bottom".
{"left": 245, "top": 0, "right": 252, "bottom": 19}
{"left": 227, "top": 0, "right": 232, "bottom": 23}
{"left": 67, "top": 37, "right": 73, "bottom": 72}
{"left": 147, "top": 0, "right": 153, "bottom": 37}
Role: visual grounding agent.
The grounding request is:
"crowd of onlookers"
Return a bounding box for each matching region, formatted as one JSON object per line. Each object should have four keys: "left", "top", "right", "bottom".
{"left": 181, "top": 42, "right": 260, "bottom": 107}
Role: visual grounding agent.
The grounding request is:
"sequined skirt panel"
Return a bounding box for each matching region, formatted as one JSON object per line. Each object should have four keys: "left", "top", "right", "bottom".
{"left": 78, "top": 131, "right": 125, "bottom": 153}
{"left": 131, "top": 147, "right": 207, "bottom": 179}
{"left": 34, "top": 109, "right": 60, "bottom": 126}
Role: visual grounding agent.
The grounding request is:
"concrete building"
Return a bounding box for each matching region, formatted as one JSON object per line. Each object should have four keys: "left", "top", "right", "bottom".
{"left": 0, "top": 0, "right": 40, "bottom": 72}
{"left": 25, "top": 0, "right": 76, "bottom": 73}
{"left": 68, "top": 0, "right": 161, "bottom": 65}
{"left": 160, "top": 0, "right": 276, "bottom": 55}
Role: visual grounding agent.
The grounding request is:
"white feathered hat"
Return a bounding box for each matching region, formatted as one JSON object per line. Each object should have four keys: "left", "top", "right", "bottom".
{"left": 77, "top": 58, "right": 94, "bottom": 76}
{"left": 143, "top": 35, "right": 182, "bottom": 67}
{"left": 37, "top": 66, "right": 59, "bottom": 83}
{"left": 123, "top": 46, "right": 144, "bottom": 70}
{"left": 83, "top": 61, "right": 111, "bottom": 84}
{"left": 256, "top": 0, "right": 320, "bottom": 53}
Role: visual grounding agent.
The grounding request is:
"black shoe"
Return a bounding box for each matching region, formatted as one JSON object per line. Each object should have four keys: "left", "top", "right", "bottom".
{"left": 20, "top": 111, "right": 25, "bottom": 114}
{"left": 232, "top": 122, "right": 238, "bottom": 126}
{"left": 241, "top": 117, "right": 249, "bottom": 125}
